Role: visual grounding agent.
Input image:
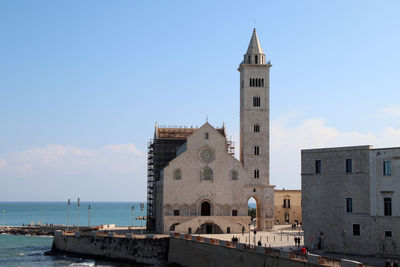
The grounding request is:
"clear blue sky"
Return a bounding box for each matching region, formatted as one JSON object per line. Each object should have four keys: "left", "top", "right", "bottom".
{"left": 1, "top": 0, "right": 399, "bottom": 201}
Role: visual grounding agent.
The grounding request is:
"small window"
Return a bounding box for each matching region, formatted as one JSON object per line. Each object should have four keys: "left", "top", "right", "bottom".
{"left": 188, "top": 227, "right": 192, "bottom": 234}
{"left": 230, "top": 170, "right": 238, "bottom": 180}
{"left": 249, "top": 79, "right": 252, "bottom": 87}
{"left": 205, "top": 132, "right": 209, "bottom": 139}
{"left": 254, "top": 123, "right": 260, "bottom": 133}
{"left": 254, "top": 146, "right": 259, "bottom": 155}
{"left": 232, "top": 210, "right": 237, "bottom": 216}
{"left": 173, "top": 210, "right": 180, "bottom": 216}
{"left": 346, "top": 159, "right": 353, "bottom": 173}
{"left": 385, "top": 231, "right": 392, "bottom": 238}
{"left": 255, "top": 55, "right": 258, "bottom": 64}
{"left": 384, "top": 161, "right": 391, "bottom": 176}
{"left": 253, "top": 96, "right": 261, "bottom": 107}
{"left": 248, "top": 55, "right": 251, "bottom": 64}
{"left": 173, "top": 169, "right": 182, "bottom": 180}
{"left": 384, "top": 197, "right": 392, "bottom": 216}
{"left": 283, "top": 199, "right": 291, "bottom": 209}
{"left": 261, "top": 78, "right": 264, "bottom": 87}
{"left": 227, "top": 227, "right": 231, "bottom": 233}
{"left": 254, "top": 169, "right": 259, "bottom": 179}
{"left": 346, "top": 197, "right": 353, "bottom": 213}
{"left": 353, "top": 224, "right": 360, "bottom": 236}
{"left": 201, "top": 167, "right": 213, "bottom": 180}
{"left": 315, "top": 160, "right": 321, "bottom": 174}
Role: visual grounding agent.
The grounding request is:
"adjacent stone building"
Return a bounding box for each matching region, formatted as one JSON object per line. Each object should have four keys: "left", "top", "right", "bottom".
{"left": 147, "top": 29, "right": 275, "bottom": 234}
{"left": 274, "top": 189, "right": 302, "bottom": 225}
{"left": 302, "top": 145, "right": 400, "bottom": 256}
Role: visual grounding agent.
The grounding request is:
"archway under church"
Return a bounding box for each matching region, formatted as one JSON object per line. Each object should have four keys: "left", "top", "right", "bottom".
{"left": 195, "top": 222, "right": 223, "bottom": 234}
{"left": 247, "top": 196, "right": 261, "bottom": 230}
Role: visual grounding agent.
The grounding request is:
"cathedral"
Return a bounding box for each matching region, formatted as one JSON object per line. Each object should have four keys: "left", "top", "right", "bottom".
{"left": 146, "top": 29, "right": 274, "bottom": 234}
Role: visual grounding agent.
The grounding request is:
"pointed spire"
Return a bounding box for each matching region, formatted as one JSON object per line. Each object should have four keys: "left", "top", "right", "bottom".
{"left": 247, "top": 28, "right": 263, "bottom": 54}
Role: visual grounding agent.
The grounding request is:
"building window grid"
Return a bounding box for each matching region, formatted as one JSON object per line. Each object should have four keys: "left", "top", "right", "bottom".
{"left": 249, "top": 78, "right": 264, "bottom": 87}
{"left": 383, "top": 161, "right": 392, "bottom": 176}
{"left": 385, "top": 230, "right": 392, "bottom": 238}
{"left": 253, "top": 96, "right": 261, "bottom": 107}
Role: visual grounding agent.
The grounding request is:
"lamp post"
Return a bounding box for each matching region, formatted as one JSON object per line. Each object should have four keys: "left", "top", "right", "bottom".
{"left": 248, "top": 223, "right": 251, "bottom": 247}
{"left": 77, "top": 198, "right": 80, "bottom": 228}
{"left": 88, "top": 205, "right": 91, "bottom": 226}
{"left": 131, "top": 205, "right": 135, "bottom": 230}
{"left": 67, "top": 199, "right": 70, "bottom": 228}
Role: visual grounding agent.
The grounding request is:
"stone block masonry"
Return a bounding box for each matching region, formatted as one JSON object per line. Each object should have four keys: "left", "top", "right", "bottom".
{"left": 50, "top": 231, "right": 169, "bottom": 265}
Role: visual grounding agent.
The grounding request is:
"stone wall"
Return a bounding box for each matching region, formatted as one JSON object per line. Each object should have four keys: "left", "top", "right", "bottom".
{"left": 51, "top": 231, "right": 169, "bottom": 265}
{"left": 168, "top": 237, "right": 320, "bottom": 267}
{"left": 274, "top": 190, "right": 302, "bottom": 225}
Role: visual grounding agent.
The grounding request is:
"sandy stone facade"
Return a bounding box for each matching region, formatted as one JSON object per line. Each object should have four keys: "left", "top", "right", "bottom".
{"left": 274, "top": 190, "right": 302, "bottom": 225}
{"left": 302, "top": 145, "right": 400, "bottom": 256}
{"left": 153, "top": 29, "right": 275, "bottom": 234}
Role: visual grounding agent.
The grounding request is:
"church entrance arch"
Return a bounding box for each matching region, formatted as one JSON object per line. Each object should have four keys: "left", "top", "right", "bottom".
{"left": 195, "top": 222, "right": 223, "bottom": 234}
{"left": 247, "top": 196, "right": 261, "bottom": 230}
{"left": 201, "top": 201, "right": 211, "bottom": 216}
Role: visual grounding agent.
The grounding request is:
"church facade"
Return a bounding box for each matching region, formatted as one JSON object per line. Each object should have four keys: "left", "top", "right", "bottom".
{"left": 147, "top": 29, "right": 274, "bottom": 234}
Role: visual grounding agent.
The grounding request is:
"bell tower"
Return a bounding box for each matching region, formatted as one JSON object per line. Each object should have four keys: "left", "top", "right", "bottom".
{"left": 238, "top": 28, "right": 271, "bottom": 186}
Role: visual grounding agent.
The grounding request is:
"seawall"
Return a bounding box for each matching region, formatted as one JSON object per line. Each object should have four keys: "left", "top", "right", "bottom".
{"left": 50, "top": 231, "right": 169, "bottom": 265}
{"left": 50, "top": 231, "right": 365, "bottom": 266}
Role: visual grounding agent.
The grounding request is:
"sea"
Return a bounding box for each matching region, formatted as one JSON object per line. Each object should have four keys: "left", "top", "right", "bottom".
{"left": 0, "top": 202, "right": 147, "bottom": 266}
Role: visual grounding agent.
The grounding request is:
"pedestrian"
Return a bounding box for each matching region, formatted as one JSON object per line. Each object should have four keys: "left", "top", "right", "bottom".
{"left": 298, "top": 237, "right": 301, "bottom": 248}
{"left": 393, "top": 260, "right": 398, "bottom": 267}
{"left": 294, "top": 236, "right": 297, "bottom": 247}
{"left": 258, "top": 240, "right": 262, "bottom": 247}
{"left": 242, "top": 226, "right": 245, "bottom": 236}
{"left": 385, "top": 258, "right": 391, "bottom": 267}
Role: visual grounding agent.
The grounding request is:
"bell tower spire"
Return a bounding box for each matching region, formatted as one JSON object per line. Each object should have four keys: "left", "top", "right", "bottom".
{"left": 243, "top": 28, "right": 266, "bottom": 65}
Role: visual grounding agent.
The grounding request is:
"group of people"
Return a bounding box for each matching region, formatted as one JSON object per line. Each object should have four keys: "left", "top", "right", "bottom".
{"left": 386, "top": 258, "right": 399, "bottom": 267}
{"left": 231, "top": 236, "right": 239, "bottom": 245}
{"left": 294, "top": 236, "right": 301, "bottom": 248}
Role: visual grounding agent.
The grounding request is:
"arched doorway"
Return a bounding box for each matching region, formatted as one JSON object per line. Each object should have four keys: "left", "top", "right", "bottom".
{"left": 247, "top": 196, "right": 261, "bottom": 230}
{"left": 195, "top": 222, "right": 223, "bottom": 234}
{"left": 201, "top": 201, "right": 211, "bottom": 216}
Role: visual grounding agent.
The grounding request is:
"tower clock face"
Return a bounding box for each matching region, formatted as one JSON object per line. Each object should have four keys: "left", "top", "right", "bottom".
{"left": 200, "top": 148, "right": 214, "bottom": 164}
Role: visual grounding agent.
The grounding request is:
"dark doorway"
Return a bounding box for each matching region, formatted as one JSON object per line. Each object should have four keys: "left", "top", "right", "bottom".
{"left": 195, "top": 223, "right": 223, "bottom": 234}
{"left": 201, "top": 201, "right": 211, "bottom": 216}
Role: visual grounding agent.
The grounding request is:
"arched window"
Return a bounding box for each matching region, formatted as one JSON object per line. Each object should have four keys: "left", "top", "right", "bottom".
{"left": 249, "top": 79, "right": 252, "bottom": 87}
{"left": 173, "top": 169, "right": 182, "bottom": 180}
{"left": 205, "top": 132, "right": 209, "bottom": 139}
{"left": 230, "top": 170, "right": 238, "bottom": 180}
{"left": 261, "top": 79, "right": 264, "bottom": 87}
{"left": 254, "top": 146, "right": 259, "bottom": 155}
{"left": 254, "top": 123, "right": 260, "bottom": 133}
{"left": 188, "top": 227, "right": 192, "bottom": 234}
{"left": 201, "top": 167, "right": 213, "bottom": 180}
{"left": 255, "top": 55, "right": 258, "bottom": 64}
{"left": 255, "top": 78, "right": 258, "bottom": 87}
{"left": 248, "top": 55, "right": 251, "bottom": 64}
{"left": 227, "top": 227, "right": 231, "bottom": 233}
{"left": 254, "top": 169, "right": 259, "bottom": 179}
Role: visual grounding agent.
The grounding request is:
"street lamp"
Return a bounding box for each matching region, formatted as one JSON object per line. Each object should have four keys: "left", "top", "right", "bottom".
{"left": 248, "top": 223, "right": 251, "bottom": 247}
{"left": 67, "top": 199, "right": 70, "bottom": 228}
{"left": 88, "top": 205, "right": 91, "bottom": 226}
{"left": 77, "top": 198, "right": 80, "bottom": 228}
